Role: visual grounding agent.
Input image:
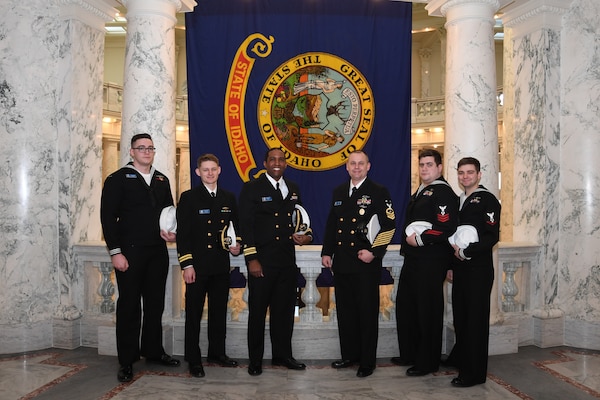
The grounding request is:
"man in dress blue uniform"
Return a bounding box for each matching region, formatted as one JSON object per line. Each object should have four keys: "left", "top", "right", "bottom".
{"left": 238, "top": 148, "right": 313, "bottom": 376}
{"left": 100, "top": 133, "right": 180, "bottom": 383}
{"left": 446, "top": 157, "right": 500, "bottom": 387}
{"left": 321, "top": 150, "right": 396, "bottom": 378}
{"left": 176, "top": 154, "right": 241, "bottom": 378}
{"left": 393, "top": 148, "right": 458, "bottom": 376}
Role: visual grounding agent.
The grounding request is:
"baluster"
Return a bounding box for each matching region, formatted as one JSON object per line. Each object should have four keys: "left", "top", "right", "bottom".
{"left": 299, "top": 268, "right": 323, "bottom": 322}
{"left": 502, "top": 261, "right": 524, "bottom": 312}
{"left": 386, "top": 264, "right": 402, "bottom": 322}
{"left": 98, "top": 262, "right": 115, "bottom": 314}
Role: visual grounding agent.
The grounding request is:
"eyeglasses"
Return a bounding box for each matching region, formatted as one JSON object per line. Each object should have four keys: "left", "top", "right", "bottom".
{"left": 132, "top": 146, "right": 156, "bottom": 153}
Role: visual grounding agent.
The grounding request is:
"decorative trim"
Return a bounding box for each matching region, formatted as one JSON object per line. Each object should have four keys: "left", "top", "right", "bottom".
{"left": 58, "top": 0, "right": 119, "bottom": 31}
{"left": 502, "top": 0, "right": 571, "bottom": 38}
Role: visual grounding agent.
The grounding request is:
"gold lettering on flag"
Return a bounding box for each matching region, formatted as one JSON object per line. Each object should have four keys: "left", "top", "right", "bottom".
{"left": 225, "top": 33, "right": 275, "bottom": 182}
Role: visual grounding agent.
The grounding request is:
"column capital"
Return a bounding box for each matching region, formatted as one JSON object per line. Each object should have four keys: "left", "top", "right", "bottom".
{"left": 58, "top": 0, "right": 120, "bottom": 31}
{"left": 502, "top": 0, "right": 573, "bottom": 38}
{"left": 121, "top": 0, "right": 197, "bottom": 19}
{"left": 427, "top": 0, "right": 511, "bottom": 18}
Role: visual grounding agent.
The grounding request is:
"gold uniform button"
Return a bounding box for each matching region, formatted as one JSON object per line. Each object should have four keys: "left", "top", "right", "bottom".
{"left": 351, "top": 218, "right": 356, "bottom": 222}
{"left": 208, "top": 220, "right": 212, "bottom": 224}
{"left": 339, "top": 217, "right": 344, "bottom": 222}
{"left": 288, "top": 236, "right": 292, "bottom": 240}
{"left": 288, "top": 223, "right": 292, "bottom": 227}
{"left": 337, "top": 241, "right": 342, "bottom": 246}
{"left": 287, "top": 212, "right": 291, "bottom": 217}
{"left": 208, "top": 244, "right": 212, "bottom": 249}
{"left": 337, "top": 229, "right": 342, "bottom": 233}
{"left": 350, "top": 242, "right": 355, "bottom": 247}
{"left": 220, "top": 219, "right": 225, "bottom": 224}
{"left": 275, "top": 224, "right": 279, "bottom": 228}
{"left": 208, "top": 232, "right": 212, "bottom": 237}
{"left": 275, "top": 212, "right": 279, "bottom": 217}
{"left": 350, "top": 230, "right": 355, "bottom": 234}
{"left": 275, "top": 236, "right": 280, "bottom": 240}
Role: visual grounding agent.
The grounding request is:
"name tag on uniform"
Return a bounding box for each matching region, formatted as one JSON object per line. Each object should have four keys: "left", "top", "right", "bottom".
{"left": 221, "top": 207, "right": 232, "bottom": 213}
{"left": 261, "top": 196, "right": 273, "bottom": 202}
{"left": 199, "top": 209, "right": 210, "bottom": 214}
{"left": 125, "top": 174, "right": 137, "bottom": 179}
{"left": 334, "top": 201, "right": 342, "bottom": 206}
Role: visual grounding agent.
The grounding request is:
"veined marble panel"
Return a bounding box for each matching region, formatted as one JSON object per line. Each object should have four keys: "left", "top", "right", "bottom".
{"left": 56, "top": 17, "right": 105, "bottom": 324}
{"left": 510, "top": 27, "right": 561, "bottom": 319}
{"left": 0, "top": 1, "right": 61, "bottom": 330}
{"left": 559, "top": 0, "right": 600, "bottom": 322}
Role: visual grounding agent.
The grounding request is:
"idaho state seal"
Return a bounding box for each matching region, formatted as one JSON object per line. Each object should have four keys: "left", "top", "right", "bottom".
{"left": 257, "top": 52, "right": 374, "bottom": 171}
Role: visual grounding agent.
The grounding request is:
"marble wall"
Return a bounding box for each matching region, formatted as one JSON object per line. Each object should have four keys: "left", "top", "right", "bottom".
{"left": 0, "top": 0, "right": 113, "bottom": 352}
{"left": 559, "top": 0, "right": 600, "bottom": 322}
{"left": 504, "top": 0, "right": 600, "bottom": 330}
{"left": 0, "top": 1, "right": 63, "bottom": 350}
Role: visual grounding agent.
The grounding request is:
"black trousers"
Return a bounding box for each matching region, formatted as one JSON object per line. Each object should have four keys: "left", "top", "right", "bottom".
{"left": 184, "top": 271, "right": 230, "bottom": 364}
{"left": 450, "top": 263, "right": 494, "bottom": 383}
{"left": 395, "top": 252, "right": 449, "bottom": 372}
{"left": 115, "top": 244, "right": 169, "bottom": 366}
{"left": 334, "top": 268, "right": 381, "bottom": 369}
{"left": 247, "top": 265, "right": 297, "bottom": 365}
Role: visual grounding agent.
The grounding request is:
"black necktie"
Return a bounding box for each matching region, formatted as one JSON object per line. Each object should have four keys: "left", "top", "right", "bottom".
{"left": 276, "top": 182, "right": 283, "bottom": 200}
{"left": 210, "top": 191, "right": 216, "bottom": 198}
{"left": 351, "top": 186, "right": 357, "bottom": 196}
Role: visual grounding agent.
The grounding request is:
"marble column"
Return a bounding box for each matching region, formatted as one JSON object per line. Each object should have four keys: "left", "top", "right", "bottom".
{"left": 427, "top": 0, "right": 510, "bottom": 328}
{"left": 119, "top": 0, "right": 196, "bottom": 183}
{"left": 427, "top": 0, "right": 507, "bottom": 193}
{"left": 0, "top": 0, "right": 118, "bottom": 353}
{"left": 502, "top": 0, "right": 568, "bottom": 312}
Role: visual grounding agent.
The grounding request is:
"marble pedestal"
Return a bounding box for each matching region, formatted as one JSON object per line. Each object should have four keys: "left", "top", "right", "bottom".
{"left": 52, "top": 318, "right": 82, "bottom": 350}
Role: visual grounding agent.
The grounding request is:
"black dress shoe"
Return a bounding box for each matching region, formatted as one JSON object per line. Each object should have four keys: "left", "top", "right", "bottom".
{"left": 331, "top": 359, "right": 354, "bottom": 369}
{"left": 207, "top": 355, "right": 239, "bottom": 367}
{"left": 117, "top": 364, "right": 133, "bottom": 382}
{"left": 406, "top": 366, "right": 435, "bottom": 377}
{"left": 248, "top": 364, "right": 262, "bottom": 376}
{"left": 189, "top": 363, "right": 205, "bottom": 378}
{"left": 147, "top": 353, "right": 181, "bottom": 367}
{"left": 271, "top": 357, "right": 306, "bottom": 370}
{"left": 391, "top": 357, "right": 414, "bottom": 366}
{"left": 356, "top": 367, "right": 374, "bottom": 378}
{"left": 451, "top": 377, "right": 484, "bottom": 387}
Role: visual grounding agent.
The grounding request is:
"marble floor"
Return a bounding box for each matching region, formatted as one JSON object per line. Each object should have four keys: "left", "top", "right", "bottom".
{"left": 1, "top": 346, "right": 599, "bottom": 400}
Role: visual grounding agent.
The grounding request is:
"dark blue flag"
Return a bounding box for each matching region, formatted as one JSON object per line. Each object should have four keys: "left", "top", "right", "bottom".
{"left": 185, "top": 0, "right": 412, "bottom": 244}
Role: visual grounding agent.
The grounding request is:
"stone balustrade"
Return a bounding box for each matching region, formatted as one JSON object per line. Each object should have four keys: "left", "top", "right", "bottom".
{"left": 74, "top": 241, "right": 541, "bottom": 359}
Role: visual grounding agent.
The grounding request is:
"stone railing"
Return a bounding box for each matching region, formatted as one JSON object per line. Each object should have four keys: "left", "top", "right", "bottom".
{"left": 411, "top": 87, "right": 504, "bottom": 125}
{"left": 103, "top": 83, "right": 188, "bottom": 122}
{"left": 74, "top": 241, "right": 540, "bottom": 359}
{"left": 104, "top": 82, "right": 501, "bottom": 127}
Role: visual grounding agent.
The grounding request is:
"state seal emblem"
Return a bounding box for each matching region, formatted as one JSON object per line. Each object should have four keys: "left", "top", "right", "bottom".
{"left": 257, "top": 52, "right": 374, "bottom": 171}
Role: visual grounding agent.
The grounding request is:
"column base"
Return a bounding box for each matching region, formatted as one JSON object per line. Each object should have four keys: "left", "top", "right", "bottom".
{"left": 52, "top": 318, "right": 81, "bottom": 350}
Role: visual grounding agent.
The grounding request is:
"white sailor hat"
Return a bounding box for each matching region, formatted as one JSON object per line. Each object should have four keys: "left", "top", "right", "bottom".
{"left": 159, "top": 206, "right": 177, "bottom": 233}
{"left": 405, "top": 220, "right": 432, "bottom": 236}
{"left": 448, "top": 225, "right": 479, "bottom": 249}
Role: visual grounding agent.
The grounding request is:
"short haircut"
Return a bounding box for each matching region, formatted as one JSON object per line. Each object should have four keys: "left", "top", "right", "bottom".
{"left": 457, "top": 157, "right": 481, "bottom": 172}
{"left": 264, "top": 147, "right": 284, "bottom": 162}
{"left": 418, "top": 148, "right": 442, "bottom": 165}
{"left": 131, "top": 133, "right": 152, "bottom": 146}
{"left": 348, "top": 149, "right": 369, "bottom": 163}
{"left": 197, "top": 153, "right": 220, "bottom": 168}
